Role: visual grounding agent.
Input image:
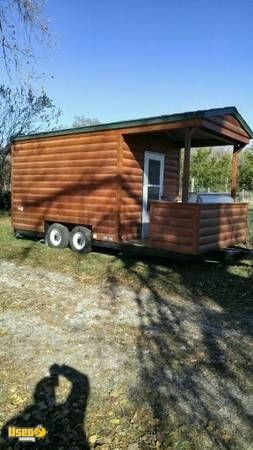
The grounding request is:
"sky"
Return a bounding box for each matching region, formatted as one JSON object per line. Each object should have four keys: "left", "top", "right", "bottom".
{"left": 22, "top": 0, "right": 253, "bottom": 128}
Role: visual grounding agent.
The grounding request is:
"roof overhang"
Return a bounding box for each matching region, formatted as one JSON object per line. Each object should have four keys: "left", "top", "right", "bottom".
{"left": 12, "top": 106, "right": 253, "bottom": 147}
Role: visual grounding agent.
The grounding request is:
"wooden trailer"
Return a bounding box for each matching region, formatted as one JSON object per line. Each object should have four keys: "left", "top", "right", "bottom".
{"left": 11, "top": 106, "right": 252, "bottom": 255}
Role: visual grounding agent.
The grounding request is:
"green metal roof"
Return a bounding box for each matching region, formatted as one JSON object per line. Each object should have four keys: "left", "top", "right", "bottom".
{"left": 12, "top": 106, "right": 253, "bottom": 142}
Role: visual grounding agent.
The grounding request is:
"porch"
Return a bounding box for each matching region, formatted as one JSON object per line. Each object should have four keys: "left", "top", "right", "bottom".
{"left": 121, "top": 107, "right": 252, "bottom": 255}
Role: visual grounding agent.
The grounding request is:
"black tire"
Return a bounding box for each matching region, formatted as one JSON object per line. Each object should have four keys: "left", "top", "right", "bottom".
{"left": 45, "top": 223, "right": 70, "bottom": 249}
{"left": 69, "top": 226, "right": 92, "bottom": 253}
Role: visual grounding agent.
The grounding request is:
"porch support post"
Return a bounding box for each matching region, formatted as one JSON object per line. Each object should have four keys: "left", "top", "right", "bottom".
{"left": 231, "top": 144, "right": 243, "bottom": 201}
{"left": 182, "top": 128, "right": 197, "bottom": 203}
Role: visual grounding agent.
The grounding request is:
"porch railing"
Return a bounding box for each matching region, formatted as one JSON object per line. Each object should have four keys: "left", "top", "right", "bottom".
{"left": 149, "top": 201, "right": 249, "bottom": 255}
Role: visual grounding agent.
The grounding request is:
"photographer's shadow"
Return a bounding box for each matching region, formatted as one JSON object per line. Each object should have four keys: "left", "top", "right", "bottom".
{"left": 1, "top": 364, "right": 90, "bottom": 449}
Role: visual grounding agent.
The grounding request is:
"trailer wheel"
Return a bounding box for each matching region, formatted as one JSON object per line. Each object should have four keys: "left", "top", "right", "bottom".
{"left": 46, "top": 223, "right": 70, "bottom": 249}
{"left": 69, "top": 226, "right": 92, "bottom": 253}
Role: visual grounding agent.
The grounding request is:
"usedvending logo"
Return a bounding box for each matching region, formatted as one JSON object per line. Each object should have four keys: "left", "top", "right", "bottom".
{"left": 8, "top": 424, "right": 47, "bottom": 442}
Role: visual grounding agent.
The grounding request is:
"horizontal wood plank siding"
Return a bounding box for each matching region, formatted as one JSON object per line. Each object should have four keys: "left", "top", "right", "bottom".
{"left": 12, "top": 132, "right": 120, "bottom": 240}
{"left": 149, "top": 202, "right": 198, "bottom": 254}
{"left": 120, "top": 134, "right": 181, "bottom": 241}
{"left": 198, "top": 203, "right": 248, "bottom": 252}
{"left": 149, "top": 201, "right": 248, "bottom": 254}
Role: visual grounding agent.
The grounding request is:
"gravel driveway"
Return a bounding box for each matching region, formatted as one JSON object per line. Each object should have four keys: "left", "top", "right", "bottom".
{"left": 0, "top": 259, "right": 252, "bottom": 449}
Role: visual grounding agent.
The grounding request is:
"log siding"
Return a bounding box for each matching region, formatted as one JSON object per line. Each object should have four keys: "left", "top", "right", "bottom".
{"left": 12, "top": 132, "right": 120, "bottom": 241}
{"left": 149, "top": 202, "right": 248, "bottom": 254}
{"left": 120, "top": 134, "right": 181, "bottom": 241}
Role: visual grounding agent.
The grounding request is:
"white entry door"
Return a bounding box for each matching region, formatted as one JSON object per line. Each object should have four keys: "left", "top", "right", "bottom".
{"left": 142, "top": 151, "right": 165, "bottom": 239}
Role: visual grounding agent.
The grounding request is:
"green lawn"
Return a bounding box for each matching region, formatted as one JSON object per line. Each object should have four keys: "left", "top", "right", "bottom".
{"left": 0, "top": 214, "right": 252, "bottom": 311}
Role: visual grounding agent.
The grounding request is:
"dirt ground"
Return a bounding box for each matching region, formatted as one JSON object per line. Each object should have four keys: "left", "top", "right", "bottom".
{"left": 0, "top": 258, "right": 252, "bottom": 449}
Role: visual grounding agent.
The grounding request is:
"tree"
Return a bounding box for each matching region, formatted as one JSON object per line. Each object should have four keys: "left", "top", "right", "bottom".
{"left": 0, "top": 84, "right": 61, "bottom": 191}
{"left": 190, "top": 147, "right": 232, "bottom": 192}
{"left": 190, "top": 148, "right": 212, "bottom": 191}
{"left": 0, "top": 0, "right": 49, "bottom": 77}
{"left": 72, "top": 116, "right": 100, "bottom": 128}
{"left": 190, "top": 147, "right": 253, "bottom": 193}
{"left": 238, "top": 149, "right": 253, "bottom": 190}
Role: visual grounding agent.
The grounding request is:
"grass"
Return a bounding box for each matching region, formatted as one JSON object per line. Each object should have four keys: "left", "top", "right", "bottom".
{"left": 0, "top": 214, "right": 252, "bottom": 311}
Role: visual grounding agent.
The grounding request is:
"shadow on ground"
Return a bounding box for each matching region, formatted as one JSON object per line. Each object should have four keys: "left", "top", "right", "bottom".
{"left": 1, "top": 365, "right": 90, "bottom": 449}
{"left": 105, "top": 252, "right": 253, "bottom": 449}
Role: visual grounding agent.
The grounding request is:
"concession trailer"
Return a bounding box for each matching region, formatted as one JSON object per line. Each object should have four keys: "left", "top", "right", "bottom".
{"left": 11, "top": 107, "right": 252, "bottom": 255}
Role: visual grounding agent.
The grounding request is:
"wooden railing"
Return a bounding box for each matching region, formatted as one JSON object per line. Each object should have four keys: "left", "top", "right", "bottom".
{"left": 149, "top": 201, "right": 248, "bottom": 255}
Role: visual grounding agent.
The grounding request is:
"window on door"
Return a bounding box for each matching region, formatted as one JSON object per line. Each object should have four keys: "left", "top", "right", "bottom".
{"left": 147, "top": 159, "right": 163, "bottom": 209}
{"left": 142, "top": 151, "right": 165, "bottom": 238}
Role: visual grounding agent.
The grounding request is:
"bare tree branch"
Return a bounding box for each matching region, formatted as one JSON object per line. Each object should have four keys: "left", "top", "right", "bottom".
{"left": 0, "top": 0, "right": 50, "bottom": 77}
{"left": 0, "top": 84, "right": 61, "bottom": 190}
